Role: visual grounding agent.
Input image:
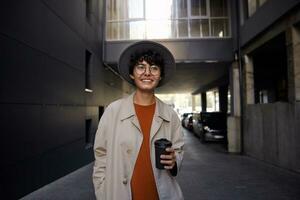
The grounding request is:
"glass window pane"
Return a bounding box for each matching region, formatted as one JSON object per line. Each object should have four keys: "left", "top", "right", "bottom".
{"left": 106, "top": 22, "right": 117, "bottom": 40}
{"left": 248, "top": 0, "right": 257, "bottom": 17}
{"left": 174, "top": 0, "right": 187, "bottom": 18}
{"left": 259, "top": 0, "right": 267, "bottom": 6}
{"left": 106, "top": 0, "right": 231, "bottom": 40}
{"left": 122, "top": 22, "right": 130, "bottom": 39}
{"left": 201, "top": 0, "right": 207, "bottom": 16}
{"left": 201, "top": 19, "right": 209, "bottom": 37}
{"left": 191, "top": 0, "right": 207, "bottom": 16}
{"left": 129, "top": 0, "right": 144, "bottom": 19}
{"left": 170, "top": 20, "right": 177, "bottom": 38}
{"left": 106, "top": 22, "right": 130, "bottom": 40}
{"left": 210, "top": 0, "right": 227, "bottom": 17}
{"left": 211, "top": 19, "right": 228, "bottom": 37}
{"left": 107, "top": 0, "right": 117, "bottom": 20}
{"left": 146, "top": 20, "right": 172, "bottom": 39}
{"left": 172, "top": 0, "right": 187, "bottom": 18}
{"left": 178, "top": 20, "right": 188, "bottom": 37}
{"left": 190, "top": 19, "right": 209, "bottom": 37}
{"left": 190, "top": 19, "right": 200, "bottom": 37}
{"left": 146, "top": 0, "right": 172, "bottom": 19}
{"left": 191, "top": 0, "right": 200, "bottom": 16}
{"left": 129, "top": 21, "right": 145, "bottom": 39}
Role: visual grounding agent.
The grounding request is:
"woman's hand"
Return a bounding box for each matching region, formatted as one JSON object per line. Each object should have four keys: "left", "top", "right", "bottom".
{"left": 160, "top": 147, "right": 176, "bottom": 170}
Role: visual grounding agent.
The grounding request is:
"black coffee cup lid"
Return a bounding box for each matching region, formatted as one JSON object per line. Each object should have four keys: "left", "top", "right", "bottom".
{"left": 154, "top": 138, "right": 172, "bottom": 147}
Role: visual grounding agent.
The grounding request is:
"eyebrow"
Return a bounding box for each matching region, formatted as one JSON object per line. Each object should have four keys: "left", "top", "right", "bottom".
{"left": 136, "top": 63, "right": 159, "bottom": 67}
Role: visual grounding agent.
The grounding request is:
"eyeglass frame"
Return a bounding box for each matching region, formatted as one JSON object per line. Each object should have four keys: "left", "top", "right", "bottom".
{"left": 134, "top": 63, "right": 161, "bottom": 76}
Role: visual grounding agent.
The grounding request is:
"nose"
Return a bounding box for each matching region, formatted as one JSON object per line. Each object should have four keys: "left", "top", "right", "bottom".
{"left": 144, "top": 66, "right": 151, "bottom": 75}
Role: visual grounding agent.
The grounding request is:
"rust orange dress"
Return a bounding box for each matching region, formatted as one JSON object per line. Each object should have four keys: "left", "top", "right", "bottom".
{"left": 131, "top": 103, "right": 159, "bottom": 200}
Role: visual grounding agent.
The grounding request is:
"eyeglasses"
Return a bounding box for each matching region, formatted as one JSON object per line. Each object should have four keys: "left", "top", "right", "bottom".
{"left": 134, "top": 64, "right": 160, "bottom": 76}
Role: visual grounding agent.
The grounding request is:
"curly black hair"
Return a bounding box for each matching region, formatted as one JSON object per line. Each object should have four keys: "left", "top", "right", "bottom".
{"left": 129, "top": 50, "right": 165, "bottom": 78}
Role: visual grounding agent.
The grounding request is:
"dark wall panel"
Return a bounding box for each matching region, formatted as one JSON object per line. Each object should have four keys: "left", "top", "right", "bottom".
{"left": 41, "top": 57, "right": 85, "bottom": 105}
{"left": 0, "top": 105, "right": 41, "bottom": 165}
{"left": 2, "top": 159, "right": 41, "bottom": 200}
{"left": 0, "top": 35, "right": 85, "bottom": 105}
{"left": 0, "top": 0, "right": 111, "bottom": 199}
{"left": 0, "top": 0, "right": 44, "bottom": 49}
{"left": 0, "top": 1, "right": 85, "bottom": 72}
{"left": 40, "top": 139, "right": 93, "bottom": 186}
{"left": 295, "top": 103, "right": 300, "bottom": 172}
{"left": 40, "top": 106, "right": 85, "bottom": 152}
{"left": 40, "top": 5, "right": 85, "bottom": 71}
{"left": 0, "top": 36, "right": 43, "bottom": 104}
{"left": 42, "top": 0, "right": 85, "bottom": 38}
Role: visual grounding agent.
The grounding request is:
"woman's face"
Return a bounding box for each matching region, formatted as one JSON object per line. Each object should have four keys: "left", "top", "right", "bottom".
{"left": 130, "top": 60, "right": 161, "bottom": 92}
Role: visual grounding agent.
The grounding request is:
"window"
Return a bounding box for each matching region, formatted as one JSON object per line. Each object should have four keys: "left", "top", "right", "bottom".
{"left": 247, "top": 0, "right": 269, "bottom": 17}
{"left": 206, "top": 89, "right": 219, "bottom": 112}
{"left": 252, "top": 33, "right": 288, "bottom": 103}
{"left": 85, "top": 50, "right": 93, "bottom": 92}
{"left": 106, "top": 0, "right": 230, "bottom": 40}
{"left": 227, "top": 88, "right": 231, "bottom": 114}
{"left": 85, "top": 119, "right": 93, "bottom": 148}
{"left": 98, "top": 106, "right": 104, "bottom": 121}
{"left": 86, "top": 0, "right": 93, "bottom": 24}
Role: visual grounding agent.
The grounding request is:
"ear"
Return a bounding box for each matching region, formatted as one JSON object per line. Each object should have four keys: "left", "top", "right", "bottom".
{"left": 130, "top": 74, "right": 135, "bottom": 80}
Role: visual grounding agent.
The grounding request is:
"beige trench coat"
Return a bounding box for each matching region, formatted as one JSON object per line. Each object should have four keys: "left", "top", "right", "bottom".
{"left": 93, "top": 93, "right": 184, "bottom": 200}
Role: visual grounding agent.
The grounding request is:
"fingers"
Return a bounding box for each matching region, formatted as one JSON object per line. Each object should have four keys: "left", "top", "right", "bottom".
{"left": 160, "top": 148, "right": 176, "bottom": 169}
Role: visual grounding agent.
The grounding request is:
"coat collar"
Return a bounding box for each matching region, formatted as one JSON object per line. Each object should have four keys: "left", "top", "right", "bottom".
{"left": 119, "top": 92, "right": 171, "bottom": 122}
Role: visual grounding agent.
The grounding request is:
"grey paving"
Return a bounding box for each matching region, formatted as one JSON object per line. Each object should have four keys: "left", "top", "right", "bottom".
{"left": 21, "top": 129, "right": 300, "bottom": 200}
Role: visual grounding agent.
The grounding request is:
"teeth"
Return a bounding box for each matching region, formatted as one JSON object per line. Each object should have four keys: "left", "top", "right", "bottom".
{"left": 142, "top": 80, "right": 151, "bottom": 82}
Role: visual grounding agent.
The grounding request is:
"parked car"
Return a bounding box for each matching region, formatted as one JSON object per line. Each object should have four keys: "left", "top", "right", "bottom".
{"left": 192, "top": 113, "right": 202, "bottom": 137}
{"left": 199, "top": 112, "right": 227, "bottom": 143}
{"left": 183, "top": 113, "right": 193, "bottom": 130}
{"left": 181, "top": 113, "right": 191, "bottom": 127}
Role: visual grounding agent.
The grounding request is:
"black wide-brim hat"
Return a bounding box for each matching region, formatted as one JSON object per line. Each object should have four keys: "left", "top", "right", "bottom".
{"left": 118, "top": 41, "right": 176, "bottom": 87}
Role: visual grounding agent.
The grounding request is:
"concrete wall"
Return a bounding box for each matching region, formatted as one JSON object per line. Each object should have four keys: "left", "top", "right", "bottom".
{"left": 240, "top": 0, "right": 300, "bottom": 46}
{"left": 241, "top": 4, "right": 300, "bottom": 173}
{"left": 0, "top": 0, "right": 124, "bottom": 199}
{"left": 244, "top": 103, "right": 300, "bottom": 173}
{"left": 104, "top": 39, "right": 234, "bottom": 64}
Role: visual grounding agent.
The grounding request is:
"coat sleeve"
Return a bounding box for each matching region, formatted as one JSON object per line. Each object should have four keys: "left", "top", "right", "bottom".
{"left": 170, "top": 113, "right": 184, "bottom": 176}
{"left": 93, "top": 106, "right": 110, "bottom": 199}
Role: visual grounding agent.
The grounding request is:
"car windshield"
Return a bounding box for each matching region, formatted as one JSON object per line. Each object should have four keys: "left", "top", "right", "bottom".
{"left": 201, "top": 112, "right": 226, "bottom": 130}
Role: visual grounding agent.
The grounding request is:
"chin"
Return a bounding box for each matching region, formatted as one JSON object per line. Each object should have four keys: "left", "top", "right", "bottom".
{"left": 137, "top": 86, "right": 156, "bottom": 92}
{"left": 135, "top": 81, "right": 159, "bottom": 91}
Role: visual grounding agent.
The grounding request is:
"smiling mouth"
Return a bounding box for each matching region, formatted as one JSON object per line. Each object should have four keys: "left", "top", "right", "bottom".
{"left": 141, "top": 79, "right": 153, "bottom": 82}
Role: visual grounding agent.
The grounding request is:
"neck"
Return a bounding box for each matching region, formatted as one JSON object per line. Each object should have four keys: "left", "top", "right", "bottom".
{"left": 134, "top": 89, "right": 156, "bottom": 106}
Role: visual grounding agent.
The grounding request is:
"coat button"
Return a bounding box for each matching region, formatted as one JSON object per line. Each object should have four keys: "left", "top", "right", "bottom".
{"left": 123, "top": 178, "right": 128, "bottom": 185}
{"left": 127, "top": 149, "right": 132, "bottom": 154}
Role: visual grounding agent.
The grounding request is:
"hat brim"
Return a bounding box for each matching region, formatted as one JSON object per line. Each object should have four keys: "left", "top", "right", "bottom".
{"left": 118, "top": 41, "right": 175, "bottom": 87}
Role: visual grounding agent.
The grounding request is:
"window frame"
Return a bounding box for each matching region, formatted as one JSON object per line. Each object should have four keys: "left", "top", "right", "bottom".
{"left": 106, "top": 0, "right": 231, "bottom": 41}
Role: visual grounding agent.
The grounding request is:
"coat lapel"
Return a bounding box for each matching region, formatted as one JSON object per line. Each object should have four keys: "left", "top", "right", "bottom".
{"left": 119, "top": 92, "right": 171, "bottom": 139}
{"left": 131, "top": 116, "right": 141, "bottom": 133}
{"left": 150, "top": 98, "right": 171, "bottom": 141}
{"left": 150, "top": 116, "right": 163, "bottom": 141}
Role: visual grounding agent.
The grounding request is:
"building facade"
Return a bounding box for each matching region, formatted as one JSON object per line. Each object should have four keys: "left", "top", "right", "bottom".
{"left": 1, "top": 0, "right": 300, "bottom": 199}
{"left": 232, "top": 0, "right": 300, "bottom": 173}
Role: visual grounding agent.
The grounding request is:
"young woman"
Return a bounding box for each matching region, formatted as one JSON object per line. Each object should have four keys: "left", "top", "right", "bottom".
{"left": 93, "top": 41, "right": 184, "bottom": 200}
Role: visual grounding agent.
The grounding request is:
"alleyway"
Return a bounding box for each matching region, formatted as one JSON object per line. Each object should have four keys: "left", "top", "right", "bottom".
{"left": 21, "top": 129, "right": 300, "bottom": 200}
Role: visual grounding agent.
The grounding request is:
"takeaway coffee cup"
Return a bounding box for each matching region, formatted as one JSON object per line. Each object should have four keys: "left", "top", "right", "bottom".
{"left": 154, "top": 138, "right": 172, "bottom": 169}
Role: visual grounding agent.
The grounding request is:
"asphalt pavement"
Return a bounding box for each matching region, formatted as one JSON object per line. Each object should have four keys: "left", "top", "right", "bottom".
{"left": 21, "top": 129, "right": 300, "bottom": 200}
